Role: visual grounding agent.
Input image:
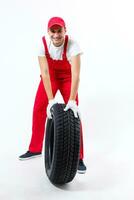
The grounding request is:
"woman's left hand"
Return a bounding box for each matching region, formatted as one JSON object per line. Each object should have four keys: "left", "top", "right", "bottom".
{"left": 64, "top": 100, "right": 81, "bottom": 119}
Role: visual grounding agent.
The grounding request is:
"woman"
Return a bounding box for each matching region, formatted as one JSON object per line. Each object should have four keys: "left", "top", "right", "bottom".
{"left": 19, "top": 17, "right": 87, "bottom": 174}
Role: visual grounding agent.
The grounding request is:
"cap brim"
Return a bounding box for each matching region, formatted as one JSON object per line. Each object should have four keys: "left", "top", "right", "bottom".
{"left": 49, "top": 23, "right": 64, "bottom": 29}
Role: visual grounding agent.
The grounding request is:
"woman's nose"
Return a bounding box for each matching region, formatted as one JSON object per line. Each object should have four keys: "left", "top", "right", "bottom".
{"left": 54, "top": 32, "right": 60, "bottom": 37}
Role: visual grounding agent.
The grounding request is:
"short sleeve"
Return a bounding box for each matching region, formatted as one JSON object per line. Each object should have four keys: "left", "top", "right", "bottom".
{"left": 38, "top": 39, "right": 46, "bottom": 56}
{"left": 68, "top": 38, "right": 83, "bottom": 58}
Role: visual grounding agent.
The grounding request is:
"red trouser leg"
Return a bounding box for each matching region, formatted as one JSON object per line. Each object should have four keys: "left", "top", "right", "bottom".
{"left": 58, "top": 79, "right": 84, "bottom": 160}
{"left": 29, "top": 78, "right": 58, "bottom": 152}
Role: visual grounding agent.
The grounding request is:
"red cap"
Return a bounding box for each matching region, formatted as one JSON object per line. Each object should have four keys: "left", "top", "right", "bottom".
{"left": 48, "top": 17, "right": 66, "bottom": 29}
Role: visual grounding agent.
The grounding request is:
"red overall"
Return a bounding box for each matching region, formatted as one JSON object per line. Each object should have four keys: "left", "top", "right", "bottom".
{"left": 29, "top": 35, "right": 84, "bottom": 159}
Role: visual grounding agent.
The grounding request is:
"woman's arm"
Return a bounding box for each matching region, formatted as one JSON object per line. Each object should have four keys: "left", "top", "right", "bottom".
{"left": 69, "top": 54, "right": 81, "bottom": 100}
{"left": 38, "top": 56, "right": 54, "bottom": 100}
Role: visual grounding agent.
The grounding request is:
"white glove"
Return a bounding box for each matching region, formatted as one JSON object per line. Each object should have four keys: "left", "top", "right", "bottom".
{"left": 47, "top": 99, "right": 57, "bottom": 119}
{"left": 64, "top": 100, "right": 81, "bottom": 119}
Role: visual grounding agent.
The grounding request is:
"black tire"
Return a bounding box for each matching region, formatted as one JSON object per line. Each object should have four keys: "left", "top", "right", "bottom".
{"left": 44, "top": 103, "right": 80, "bottom": 185}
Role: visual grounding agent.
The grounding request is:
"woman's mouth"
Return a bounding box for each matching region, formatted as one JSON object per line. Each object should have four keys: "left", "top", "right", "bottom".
{"left": 52, "top": 37, "right": 62, "bottom": 41}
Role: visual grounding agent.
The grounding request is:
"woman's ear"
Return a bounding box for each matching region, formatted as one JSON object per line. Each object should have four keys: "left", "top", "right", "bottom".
{"left": 64, "top": 27, "right": 67, "bottom": 33}
{"left": 47, "top": 29, "right": 51, "bottom": 36}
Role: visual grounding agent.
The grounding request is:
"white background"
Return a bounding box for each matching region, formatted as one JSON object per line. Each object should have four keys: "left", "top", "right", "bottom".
{"left": 0, "top": 0, "right": 134, "bottom": 199}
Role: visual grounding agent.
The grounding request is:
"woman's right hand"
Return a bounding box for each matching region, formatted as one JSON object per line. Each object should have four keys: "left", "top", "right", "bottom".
{"left": 47, "top": 99, "right": 57, "bottom": 119}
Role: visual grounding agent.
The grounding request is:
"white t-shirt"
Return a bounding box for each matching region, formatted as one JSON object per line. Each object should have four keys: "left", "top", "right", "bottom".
{"left": 38, "top": 35, "right": 83, "bottom": 63}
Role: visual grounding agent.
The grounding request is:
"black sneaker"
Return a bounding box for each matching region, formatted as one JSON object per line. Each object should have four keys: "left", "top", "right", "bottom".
{"left": 77, "top": 159, "right": 87, "bottom": 174}
{"left": 19, "top": 151, "right": 42, "bottom": 160}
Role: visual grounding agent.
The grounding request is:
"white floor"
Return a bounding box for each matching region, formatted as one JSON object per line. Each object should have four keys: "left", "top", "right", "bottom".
{"left": 0, "top": 95, "right": 134, "bottom": 200}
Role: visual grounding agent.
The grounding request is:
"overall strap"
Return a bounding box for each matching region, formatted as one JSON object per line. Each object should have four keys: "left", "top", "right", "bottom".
{"left": 42, "top": 36, "right": 50, "bottom": 58}
{"left": 62, "top": 35, "right": 68, "bottom": 60}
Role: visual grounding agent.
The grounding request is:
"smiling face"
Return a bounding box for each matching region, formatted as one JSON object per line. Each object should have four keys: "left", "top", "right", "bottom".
{"left": 48, "top": 25, "right": 66, "bottom": 47}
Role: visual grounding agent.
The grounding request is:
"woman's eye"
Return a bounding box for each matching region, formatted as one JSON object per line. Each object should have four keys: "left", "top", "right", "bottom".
{"left": 50, "top": 29, "right": 62, "bottom": 33}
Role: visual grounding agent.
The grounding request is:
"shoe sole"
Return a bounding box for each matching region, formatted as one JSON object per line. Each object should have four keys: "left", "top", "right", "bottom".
{"left": 77, "top": 170, "right": 86, "bottom": 174}
{"left": 19, "top": 154, "right": 42, "bottom": 161}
